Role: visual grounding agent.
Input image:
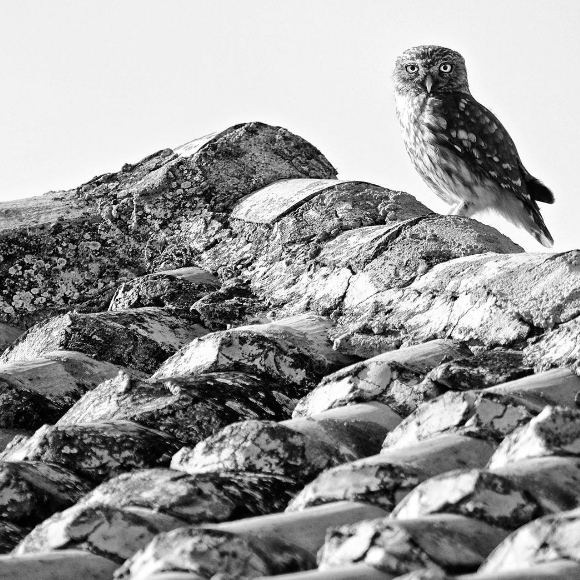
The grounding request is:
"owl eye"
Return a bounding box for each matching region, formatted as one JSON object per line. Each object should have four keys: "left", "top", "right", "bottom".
{"left": 405, "top": 64, "right": 419, "bottom": 74}
{"left": 439, "top": 63, "right": 453, "bottom": 73}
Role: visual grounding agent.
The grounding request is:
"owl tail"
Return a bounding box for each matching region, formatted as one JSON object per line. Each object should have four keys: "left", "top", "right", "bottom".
{"left": 499, "top": 189, "right": 554, "bottom": 247}
{"left": 522, "top": 201, "right": 554, "bottom": 248}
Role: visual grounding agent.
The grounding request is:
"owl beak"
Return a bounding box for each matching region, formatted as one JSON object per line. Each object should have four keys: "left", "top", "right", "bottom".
{"left": 424, "top": 74, "right": 434, "bottom": 94}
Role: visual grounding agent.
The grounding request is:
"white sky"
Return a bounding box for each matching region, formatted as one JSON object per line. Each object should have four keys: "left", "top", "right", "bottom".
{"left": 1, "top": 0, "right": 578, "bottom": 252}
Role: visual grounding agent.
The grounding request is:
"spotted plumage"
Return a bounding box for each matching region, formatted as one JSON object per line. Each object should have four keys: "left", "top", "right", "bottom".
{"left": 393, "top": 45, "right": 554, "bottom": 247}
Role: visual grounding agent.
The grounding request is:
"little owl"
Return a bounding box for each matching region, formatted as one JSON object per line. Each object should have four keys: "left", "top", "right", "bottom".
{"left": 393, "top": 45, "right": 554, "bottom": 247}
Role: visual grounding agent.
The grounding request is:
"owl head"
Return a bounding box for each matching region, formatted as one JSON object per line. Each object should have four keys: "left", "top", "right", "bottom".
{"left": 393, "top": 45, "right": 470, "bottom": 96}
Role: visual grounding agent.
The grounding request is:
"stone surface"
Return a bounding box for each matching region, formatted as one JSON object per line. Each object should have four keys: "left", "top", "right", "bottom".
{"left": 287, "top": 435, "right": 496, "bottom": 512}
{"left": 333, "top": 251, "right": 580, "bottom": 359}
{"left": 318, "top": 514, "right": 510, "bottom": 576}
{"left": 153, "top": 314, "right": 356, "bottom": 398}
{"left": 114, "top": 527, "right": 316, "bottom": 580}
{"left": 108, "top": 267, "right": 220, "bottom": 312}
{"left": 487, "top": 406, "right": 580, "bottom": 469}
{"left": 392, "top": 469, "right": 542, "bottom": 530}
{"left": 480, "top": 508, "right": 580, "bottom": 573}
{"left": 13, "top": 503, "right": 186, "bottom": 564}
{"left": 80, "top": 468, "right": 302, "bottom": 523}
{"left": 293, "top": 340, "right": 470, "bottom": 418}
{"left": 57, "top": 371, "right": 292, "bottom": 447}
{"left": 171, "top": 419, "right": 356, "bottom": 483}
{"left": 382, "top": 391, "right": 536, "bottom": 451}
{"left": 0, "top": 122, "right": 336, "bottom": 328}
{"left": 0, "top": 308, "right": 208, "bottom": 374}
{"left": 0, "top": 420, "right": 180, "bottom": 483}
{"left": 0, "top": 460, "right": 92, "bottom": 526}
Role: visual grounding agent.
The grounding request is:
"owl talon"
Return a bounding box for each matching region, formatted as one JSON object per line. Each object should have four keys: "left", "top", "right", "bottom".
{"left": 449, "top": 202, "right": 474, "bottom": 217}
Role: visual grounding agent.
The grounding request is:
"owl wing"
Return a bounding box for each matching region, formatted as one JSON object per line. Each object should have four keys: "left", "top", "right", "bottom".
{"left": 429, "top": 94, "right": 552, "bottom": 205}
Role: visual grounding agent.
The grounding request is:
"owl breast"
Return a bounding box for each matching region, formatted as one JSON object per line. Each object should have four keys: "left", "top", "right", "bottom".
{"left": 395, "top": 92, "right": 492, "bottom": 208}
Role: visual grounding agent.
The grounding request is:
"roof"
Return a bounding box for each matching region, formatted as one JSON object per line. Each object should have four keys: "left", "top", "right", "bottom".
{"left": 0, "top": 122, "right": 579, "bottom": 580}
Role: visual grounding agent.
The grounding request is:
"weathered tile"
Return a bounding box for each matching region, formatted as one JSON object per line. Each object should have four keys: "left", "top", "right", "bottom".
{"left": 0, "top": 551, "right": 118, "bottom": 580}
{"left": 13, "top": 504, "right": 186, "bottom": 564}
{"left": 484, "top": 367, "right": 580, "bottom": 408}
{"left": 1, "top": 420, "right": 180, "bottom": 483}
{"left": 1, "top": 350, "right": 146, "bottom": 399}
{"left": 382, "top": 391, "right": 536, "bottom": 451}
{"left": 491, "top": 456, "right": 580, "bottom": 513}
{"left": 318, "top": 514, "right": 510, "bottom": 576}
{"left": 171, "top": 419, "right": 354, "bottom": 482}
{"left": 217, "top": 501, "right": 387, "bottom": 558}
{"left": 427, "top": 348, "right": 533, "bottom": 391}
{"left": 487, "top": 406, "right": 580, "bottom": 469}
{"left": 288, "top": 435, "right": 496, "bottom": 512}
{"left": 480, "top": 508, "right": 580, "bottom": 574}
{"left": 115, "top": 526, "right": 316, "bottom": 580}
{"left": 57, "top": 371, "right": 292, "bottom": 447}
{"left": 231, "top": 178, "right": 343, "bottom": 224}
{"left": 392, "top": 468, "right": 542, "bottom": 530}
{"left": 108, "top": 267, "right": 219, "bottom": 311}
{"left": 80, "top": 468, "right": 301, "bottom": 523}
{"left": 0, "top": 460, "right": 91, "bottom": 526}
{"left": 0, "top": 308, "right": 208, "bottom": 374}
{"left": 153, "top": 314, "right": 356, "bottom": 397}
{"left": 294, "top": 340, "right": 470, "bottom": 418}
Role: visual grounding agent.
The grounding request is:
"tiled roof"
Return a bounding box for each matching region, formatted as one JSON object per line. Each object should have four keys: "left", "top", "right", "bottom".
{"left": 0, "top": 122, "right": 579, "bottom": 580}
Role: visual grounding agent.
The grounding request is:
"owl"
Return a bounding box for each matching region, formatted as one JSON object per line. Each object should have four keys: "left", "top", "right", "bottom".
{"left": 393, "top": 45, "right": 554, "bottom": 247}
